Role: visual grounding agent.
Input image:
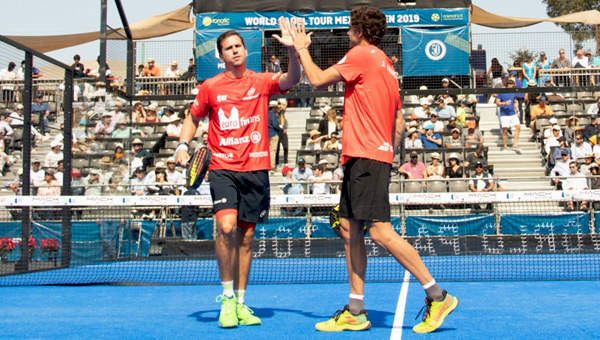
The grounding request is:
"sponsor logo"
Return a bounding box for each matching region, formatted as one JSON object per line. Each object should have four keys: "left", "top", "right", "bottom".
{"left": 219, "top": 136, "right": 249, "bottom": 146}
{"left": 377, "top": 142, "right": 393, "bottom": 152}
{"left": 246, "top": 88, "right": 255, "bottom": 97}
{"left": 425, "top": 40, "right": 446, "bottom": 61}
{"left": 431, "top": 13, "right": 441, "bottom": 22}
{"left": 337, "top": 56, "right": 347, "bottom": 65}
{"left": 242, "top": 94, "right": 259, "bottom": 101}
{"left": 249, "top": 151, "right": 268, "bottom": 158}
{"left": 217, "top": 95, "right": 228, "bottom": 102}
{"left": 259, "top": 210, "right": 267, "bottom": 218}
{"left": 218, "top": 107, "right": 240, "bottom": 130}
{"left": 202, "top": 17, "right": 230, "bottom": 27}
{"left": 250, "top": 131, "right": 261, "bottom": 143}
{"left": 240, "top": 115, "right": 260, "bottom": 127}
{"left": 213, "top": 152, "right": 234, "bottom": 160}
{"left": 214, "top": 198, "right": 228, "bottom": 205}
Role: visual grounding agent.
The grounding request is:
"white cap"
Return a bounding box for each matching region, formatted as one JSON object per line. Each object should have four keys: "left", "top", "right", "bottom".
{"left": 50, "top": 140, "right": 61, "bottom": 148}
{"left": 320, "top": 105, "right": 332, "bottom": 114}
{"left": 147, "top": 57, "right": 155, "bottom": 63}
{"left": 269, "top": 100, "right": 278, "bottom": 107}
{"left": 18, "top": 168, "right": 23, "bottom": 175}
{"left": 155, "top": 161, "right": 166, "bottom": 169}
{"left": 318, "top": 159, "right": 329, "bottom": 164}
{"left": 419, "top": 85, "right": 428, "bottom": 90}
{"left": 420, "top": 98, "right": 430, "bottom": 106}
{"left": 171, "top": 60, "right": 178, "bottom": 66}
{"left": 442, "top": 78, "right": 449, "bottom": 83}
{"left": 549, "top": 117, "right": 558, "bottom": 124}
{"left": 277, "top": 98, "right": 287, "bottom": 104}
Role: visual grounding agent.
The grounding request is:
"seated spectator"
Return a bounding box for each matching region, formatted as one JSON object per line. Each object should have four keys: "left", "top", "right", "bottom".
{"left": 281, "top": 166, "right": 302, "bottom": 194}
{"left": 456, "top": 93, "right": 477, "bottom": 116}
{"left": 404, "top": 120, "right": 421, "bottom": 139}
{"left": 131, "top": 138, "right": 152, "bottom": 170}
{"left": 434, "top": 98, "right": 456, "bottom": 119}
{"left": 413, "top": 98, "right": 431, "bottom": 119}
{"left": 142, "top": 58, "right": 160, "bottom": 77}
{"left": 145, "top": 103, "right": 159, "bottom": 123}
{"left": 161, "top": 105, "right": 176, "bottom": 123}
{"left": 9, "top": 103, "right": 45, "bottom": 141}
{"left": 292, "top": 158, "right": 313, "bottom": 194}
{"left": 445, "top": 153, "right": 464, "bottom": 178}
{"left": 30, "top": 159, "right": 44, "bottom": 187}
{"left": 425, "top": 152, "right": 444, "bottom": 177}
{"left": 589, "top": 164, "right": 600, "bottom": 191}
{"left": 83, "top": 169, "right": 102, "bottom": 196}
{"left": 444, "top": 128, "right": 464, "bottom": 148}
{"left": 148, "top": 163, "right": 177, "bottom": 196}
{"left": 73, "top": 120, "right": 92, "bottom": 153}
{"left": 571, "top": 133, "right": 592, "bottom": 161}
{"left": 464, "top": 121, "right": 485, "bottom": 148}
{"left": 306, "top": 129, "right": 326, "bottom": 151}
{"left": 564, "top": 116, "right": 579, "bottom": 145}
{"left": 444, "top": 116, "right": 463, "bottom": 135}
{"left": 166, "top": 114, "right": 183, "bottom": 138}
{"left": 45, "top": 140, "right": 63, "bottom": 168}
{"left": 104, "top": 177, "right": 125, "bottom": 196}
{"left": 564, "top": 161, "right": 589, "bottom": 212}
{"left": 310, "top": 164, "right": 332, "bottom": 194}
{"left": 454, "top": 100, "right": 468, "bottom": 128}
{"left": 166, "top": 157, "right": 182, "bottom": 186}
{"left": 579, "top": 152, "right": 596, "bottom": 175}
{"left": 110, "top": 102, "right": 126, "bottom": 124}
{"left": 549, "top": 137, "right": 570, "bottom": 169}
{"left": 551, "top": 149, "right": 572, "bottom": 189}
{"left": 544, "top": 125, "right": 562, "bottom": 155}
{"left": 529, "top": 96, "right": 553, "bottom": 133}
{"left": 318, "top": 105, "right": 339, "bottom": 137}
{"left": 111, "top": 143, "right": 125, "bottom": 164}
{"left": 132, "top": 101, "right": 146, "bottom": 123}
{"left": 464, "top": 143, "right": 487, "bottom": 169}
{"left": 583, "top": 115, "right": 599, "bottom": 143}
{"left": 420, "top": 124, "right": 442, "bottom": 149}
{"left": 5, "top": 168, "right": 23, "bottom": 195}
{"left": 322, "top": 132, "right": 342, "bottom": 150}
{"left": 423, "top": 112, "right": 444, "bottom": 133}
{"left": 0, "top": 131, "right": 12, "bottom": 175}
{"left": 111, "top": 120, "right": 134, "bottom": 139}
{"left": 165, "top": 61, "right": 180, "bottom": 77}
{"left": 405, "top": 128, "right": 423, "bottom": 149}
{"left": 37, "top": 170, "right": 61, "bottom": 196}
{"left": 587, "top": 96, "right": 600, "bottom": 115}
{"left": 94, "top": 112, "right": 114, "bottom": 137}
{"left": 130, "top": 167, "right": 151, "bottom": 196}
{"left": 543, "top": 117, "right": 562, "bottom": 140}
{"left": 469, "top": 161, "right": 494, "bottom": 212}
{"left": 399, "top": 151, "right": 427, "bottom": 179}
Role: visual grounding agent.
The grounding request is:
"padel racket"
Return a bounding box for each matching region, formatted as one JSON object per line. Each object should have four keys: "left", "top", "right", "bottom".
{"left": 186, "top": 146, "right": 212, "bottom": 189}
{"left": 329, "top": 204, "right": 367, "bottom": 238}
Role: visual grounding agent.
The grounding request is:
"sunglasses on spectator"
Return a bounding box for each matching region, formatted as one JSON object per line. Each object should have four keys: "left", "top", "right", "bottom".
{"left": 475, "top": 165, "right": 483, "bottom": 168}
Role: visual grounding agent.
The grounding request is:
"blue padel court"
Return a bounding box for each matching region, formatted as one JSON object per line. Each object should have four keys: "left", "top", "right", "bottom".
{"left": 1, "top": 280, "right": 599, "bottom": 340}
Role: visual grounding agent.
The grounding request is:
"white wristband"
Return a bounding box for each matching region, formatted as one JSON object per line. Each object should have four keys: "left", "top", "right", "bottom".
{"left": 175, "top": 143, "right": 189, "bottom": 154}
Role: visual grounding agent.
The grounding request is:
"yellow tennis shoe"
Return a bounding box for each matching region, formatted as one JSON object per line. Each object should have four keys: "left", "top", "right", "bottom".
{"left": 412, "top": 291, "right": 459, "bottom": 333}
{"left": 315, "top": 305, "right": 371, "bottom": 332}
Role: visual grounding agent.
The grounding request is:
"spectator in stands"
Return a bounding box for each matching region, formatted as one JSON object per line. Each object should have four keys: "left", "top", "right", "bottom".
{"left": 95, "top": 112, "right": 114, "bottom": 137}
{"left": 281, "top": 165, "right": 302, "bottom": 194}
{"left": 112, "top": 120, "right": 144, "bottom": 139}
{"left": 405, "top": 128, "right": 423, "bottom": 149}
{"left": 549, "top": 137, "right": 570, "bottom": 169}
{"left": 268, "top": 101, "right": 283, "bottom": 171}
{"left": 551, "top": 149, "right": 572, "bottom": 190}
{"left": 166, "top": 157, "right": 182, "bottom": 186}
{"left": 72, "top": 54, "right": 85, "bottom": 78}
{"left": 132, "top": 101, "right": 146, "bottom": 123}
{"left": 30, "top": 159, "right": 44, "bottom": 187}
{"left": 571, "top": 133, "right": 592, "bottom": 161}
{"left": 404, "top": 120, "right": 421, "bottom": 139}
{"left": 5, "top": 168, "right": 23, "bottom": 195}
{"left": 292, "top": 158, "right": 312, "bottom": 194}
{"left": 98, "top": 156, "right": 114, "bottom": 185}
{"left": 149, "top": 163, "right": 177, "bottom": 196}
{"left": 440, "top": 79, "right": 457, "bottom": 103}
{"left": 545, "top": 125, "right": 563, "bottom": 155}
{"left": 564, "top": 116, "right": 579, "bottom": 145}
{"left": 464, "top": 143, "right": 487, "bottom": 169}
{"left": 536, "top": 52, "right": 551, "bottom": 85}
{"left": 44, "top": 140, "right": 63, "bottom": 168}
{"left": 318, "top": 105, "right": 339, "bottom": 138}
{"left": 274, "top": 98, "right": 289, "bottom": 167}
{"left": 444, "top": 128, "right": 464, "bottom": 148}
{"left": 144, "top": 103, "right": 159, "bottom": 123}
{"left": 543, "top": 117, "right": 562, "bottom": 141}
{"left": 424, "top": 112, "right": 444, "bottom": 133}
{"left": 111, "top": 143, "right": 125, "bottom": 165}
{"left": 469, "top": 161, "right": 494, "bottom": 212}
{"left": 434, "top": 98, "right": 456, "bottom": 119}
{"left": 266, "top": 55, "right": 281, "bottom": 73}
{"left": 454, "top": 101, "right": 468, "bottom": 128}
{"left": 444, "top": 116, "right": 463, "bottom": 135}
{"left": 130, "top": 167, "right": 150, "bottom": 196}
{"left": 572, "top": 49, "right": 589, "bottom": 67}
{"left": 306, "top": 129, "right": 326, "bottom": 151}
{"left": 103, "top": 177, "right": 124, "bottom": 196}
{"left": 142, "top": 58, "right": 160, "bottom": 77}
{"left": 165, "top": 61, "right": 180, "bottom": 77}
{"left": 83, "top": 169, "right": 102, "bottom": 196}
{"left": 413, "top": 98, "right": 431, "bottom": 119}
{"left": 109, "top": 102, "right": 125, "bottom": 124}
{"left": 426, "top": 152, "right": 444, "bottom": 177}
{"left": 54, "top": 160, "right": 64, "bottom": 185}
{"left": 37, "top": 170, "right": 60, "bottom": 197}
{"left": 551, "top": 49, "right": 571, "bottom": 86}
{"left": 522, "top": 54, "right": 537, "bottom": 87}
{"left": 0, "top": 62, "right": 17, "bottom": 102}
{"left": 487, "top": 58, "right": 504, "bottom": 87}
{"left": 323, "top": 131, "right": 342, "bottom": 150}
{"left": 445, "top": 153, "right": 464, "bottom": 179}
{"left": 420, "top": 124, "right": 442, "bottom": 149}
{"left": 201, "top": 131, "right": 209, "bottom": 147}
{"left": 161, "top": 105, "right": 175, "bottom": 123}
{"left": 310, "top": 164, "right": 332, "bottom": 194}
{"left": 588, "top": 96, "right": 600, "bottom": 115}
{"left": 399, "top": 151, "right": 427, "bottom": 179}
{"left": 131, "top": 138, "right": 152, "bottom": 170}
{"left": 579, "top": 152, "right": 596, "bottom": 175}
{"left": 31, "top": 93, "right": 50, "bottom": 136}
{"left": 180, "top": 58, "right": 196, "bottom": 80}
{"left": 496, "top": 79, "right": 522, "bottom": 153}
{"left": 166, "top": 114, "right": 183, "bottom": 138}
{"left": 589, "top": 164, "right": 600, "bottom": 193}
{"left": 73, "top": 120, "right": 92, "bottom": 153}
{"left": 9, "top": 103, "right": 45, "bottom": 142}
{"left": 564, "top": 161, "right": 589, "bottom": 211}
{"left": 529, "top": 96, "right": 553, "bottom": 135}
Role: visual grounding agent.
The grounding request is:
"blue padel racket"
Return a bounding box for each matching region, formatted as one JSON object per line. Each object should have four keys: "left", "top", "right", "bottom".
{"left": 186, "top": 146, "right": 212, "bottom": 189}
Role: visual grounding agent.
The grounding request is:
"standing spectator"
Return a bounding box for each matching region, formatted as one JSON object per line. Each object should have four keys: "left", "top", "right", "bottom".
{"left": 564, "top": 161, "right": 589, "bottom": 211}
{"left": 496, "top": 79, "right": 521, "bottom": 153}
{"left": 45, "top": 140, "right": 63, "bottom": 168}
{"left": 275, "top": 99, "right": 289, "bottom": 167}
{"left": 425, "top": 152, "right": 444, "bottom": 177}
{"left": 266, "top": 55, "right": 281, "bottom": 73}
{"left": 487, "top": 58, "right": 504, "bottom": 87}
{"left": 468, "top": 161, "right": 494, "bottom": 212}
{"left": 31, "top": 93, "right": 50, "bottom": 136}
{"left": 72, "top": 54, "right": 85, "bottom": 78}
{"left": 306, "top": 129, "right": 326, "bottom": 150}
{"left": 521, "top": 54, "right": 537, "bottom": 87}
{"left": 551, "top": 48, "right": 571, "bottom": 86}
{"left": 318, "top": 105, "right": 339, "bottom": 137}
{"left": 181, "top": 58, "right": 196, "bottom": 80}
{"left": 399, "top": 151, "right": 427, "bottom": 179}
{"left": 572, "top": 49, "right": 590, "bottom": 86}
{"left": 420, "top": 124, "right": 442, "bottom": 149}
{"left": 268, "top": 101, "right": 283, "bottom": 171}
{"left": 0, "top": 62, "right": 17, "bottom": 102}
{"left": 445, "top": 153, "right": 464, "bottom": 179}
{"left": 535, "top": 52, "right": 551, "bottom": 85}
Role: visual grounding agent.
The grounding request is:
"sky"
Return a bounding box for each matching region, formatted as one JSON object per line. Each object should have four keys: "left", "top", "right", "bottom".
{"left": 0, "top": 0, "right": 571, "bottom": 69}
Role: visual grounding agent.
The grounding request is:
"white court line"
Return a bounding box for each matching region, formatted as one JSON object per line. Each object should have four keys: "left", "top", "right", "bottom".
{"left": 390, "top": 270, "right": 411, "bottom": 340}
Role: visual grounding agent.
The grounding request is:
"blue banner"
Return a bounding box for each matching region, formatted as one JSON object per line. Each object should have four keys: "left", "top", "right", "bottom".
{"left": 196, "top": 9, "right": 469, "bottom": 31}
{"left": 401, "top": 26, "right": 470, "bottom": 77}
{"left": 195, "top": 30, "right": 263, "bottom": 80}
{"left": 406, "top": 215, "right": 495, "bottom": 237}
{"left": 502, "top": 214, "right": 590, "bottom": 235}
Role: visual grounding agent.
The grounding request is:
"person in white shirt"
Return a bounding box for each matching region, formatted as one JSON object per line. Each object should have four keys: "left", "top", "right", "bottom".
{"left": 564, "top": 161, "right": 589, "bottom": 211}
{"left": 166, "top": 114, "right": 183, "bottom": 138}
{"left": 165, "top": 61, "right": 180, "bottom": 77}
{"left": 571, "top": 134, "right": 592, "bottom": 161}
{"left": 44, "top": 140, "right": 64, "bottom": 168}
{"left": 413, "top": 98, "right": 431, "bottom": 119}
{"left": 0, "top": 62, "right": 17, "bottom": 102}
{"left": 165, "top": 157, "right": 182, "bottom": 186}
{"left": 310, "top": 164, "right": 332, "bottom": 194}
{"left": 588, "top": 96, "right": 600, "bottom": 115}
{"left": 30, "top": 159, "right": 45, "bottom": 186}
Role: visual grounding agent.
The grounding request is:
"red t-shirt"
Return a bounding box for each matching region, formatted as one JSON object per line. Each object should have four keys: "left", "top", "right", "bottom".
{"left": 333, "top": 45, "right": 401, "bottom": 165}
{"left": 190, "top": 71, "right": 282, "bottom": 171}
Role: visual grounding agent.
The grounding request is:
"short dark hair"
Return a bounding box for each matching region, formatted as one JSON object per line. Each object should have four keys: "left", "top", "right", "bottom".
{"left": 349, "top": 6, "right": 387, "bottom": 46}
{"left": 216, "top": 30, "right": 245, "bottom": 55}
{"left": 313, "top": 164, "right": 324, "bottom": 172}
{"left": 74, "top": 54, "right": 80, "bottom": 60}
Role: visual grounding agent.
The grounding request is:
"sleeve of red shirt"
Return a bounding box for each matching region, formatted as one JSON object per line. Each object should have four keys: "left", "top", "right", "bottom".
{"left": 261, "top": 72, "right": 285, "bottom": 94}
{"left": 332, "top": 47, "right": 362, "bottom": 83}
{"left": 190, "top": 83, "right": 210, "bottom": 119}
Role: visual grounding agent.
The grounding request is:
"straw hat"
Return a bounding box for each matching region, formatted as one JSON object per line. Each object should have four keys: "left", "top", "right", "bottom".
{"left": 309, "top": 129, "right": 320, "bottom": 138}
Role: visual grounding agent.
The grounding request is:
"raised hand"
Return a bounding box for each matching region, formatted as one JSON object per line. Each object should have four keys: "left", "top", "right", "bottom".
{"left": 273, "top": 17, "right": 312, "bottom": 52}
{"left": 272, "top": 17, "right": 294, "bottom": 47}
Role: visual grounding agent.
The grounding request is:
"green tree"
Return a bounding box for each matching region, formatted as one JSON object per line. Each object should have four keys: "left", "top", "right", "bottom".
{"left": 509, "top": 49, "right": 537, "bottom": 65}
{"left": 543, "top": 0, "right": 600, "bottom": 50}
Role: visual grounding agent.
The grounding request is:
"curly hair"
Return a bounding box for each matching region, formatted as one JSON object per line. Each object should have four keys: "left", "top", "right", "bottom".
{"left": 349, "top": 6, "right": 387, "bottom": 46}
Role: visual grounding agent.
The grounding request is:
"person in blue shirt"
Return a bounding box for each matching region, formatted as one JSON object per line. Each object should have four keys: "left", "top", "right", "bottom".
{"left": 268, "top": 101, "right": 283, "bottom": 171}
{"left": 31, "top": 93, "right": 50, "bottom": 135}
{"left": 509, "top": 70, "right": 525, "bottom": 124}
{"left": 420, "top": 124, "right": 442, "bottom": 149}
{"left": 495, "top": 79, "right": 521, "bottom": 153}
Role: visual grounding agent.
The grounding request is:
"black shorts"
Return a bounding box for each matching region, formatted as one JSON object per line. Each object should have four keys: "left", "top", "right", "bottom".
{"left": 208, "top": 169, "right": 270, "bottom": 224}
{"left": 339, "top": 158, "right": 391, "bottom": 222}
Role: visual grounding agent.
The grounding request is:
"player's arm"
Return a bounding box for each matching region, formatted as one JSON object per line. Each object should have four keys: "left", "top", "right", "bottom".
{"left": 175, "top": 113, "right": 200, "bottom": 166}
{"left": 392, "top": 109, "right": 405, "bottom": 152}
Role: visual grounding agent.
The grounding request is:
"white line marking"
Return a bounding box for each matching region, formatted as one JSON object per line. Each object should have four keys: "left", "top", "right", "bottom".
{"left": 390, "top": 270, "right": 411, "bottom": 340}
